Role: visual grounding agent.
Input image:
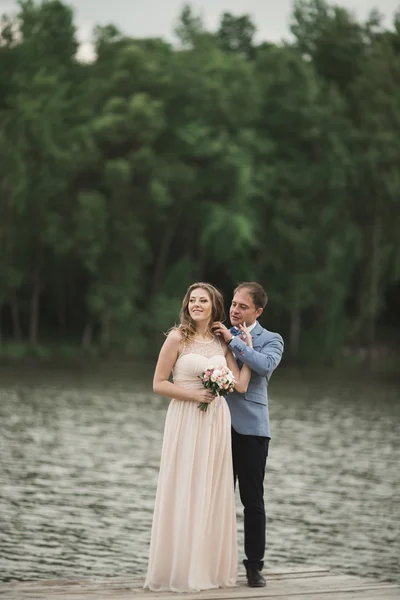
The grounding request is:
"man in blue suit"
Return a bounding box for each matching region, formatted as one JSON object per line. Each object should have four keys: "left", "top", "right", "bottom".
{"left": 212, "top": 282, "right": 284, "bottom": 588}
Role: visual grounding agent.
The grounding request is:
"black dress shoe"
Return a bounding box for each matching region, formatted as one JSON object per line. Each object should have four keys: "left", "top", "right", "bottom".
{"left": 246, "top": 567, "right": 266, "bottom": 587}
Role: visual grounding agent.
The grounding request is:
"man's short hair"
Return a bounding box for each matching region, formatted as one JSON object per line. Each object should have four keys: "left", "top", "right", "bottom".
{"left": 234, "top": 282, "right": 268, "bottom": 310}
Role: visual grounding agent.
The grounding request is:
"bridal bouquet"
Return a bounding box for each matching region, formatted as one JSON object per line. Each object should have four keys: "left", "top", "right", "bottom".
{"left": 198, "top": 366, "right": 236, "bottom": 412}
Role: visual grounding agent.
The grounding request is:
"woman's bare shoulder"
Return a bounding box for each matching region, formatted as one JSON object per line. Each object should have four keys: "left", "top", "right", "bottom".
{"left": 165, "top": 327, "right": 183, "bottom": 344}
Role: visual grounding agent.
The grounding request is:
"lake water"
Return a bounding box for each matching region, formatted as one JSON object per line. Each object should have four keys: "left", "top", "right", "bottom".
{"left": 0, "top": 363, "right": 399, "bottom": 583}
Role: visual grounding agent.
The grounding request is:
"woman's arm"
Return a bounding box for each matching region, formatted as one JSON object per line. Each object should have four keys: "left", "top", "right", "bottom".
{"left": 153, "top": 330, "right": 215, "bottom": 404}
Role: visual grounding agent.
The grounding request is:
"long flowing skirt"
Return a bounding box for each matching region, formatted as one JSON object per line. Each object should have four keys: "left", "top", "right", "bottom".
{"left": 144, "top": 396, "right": 237, "bottom": 592}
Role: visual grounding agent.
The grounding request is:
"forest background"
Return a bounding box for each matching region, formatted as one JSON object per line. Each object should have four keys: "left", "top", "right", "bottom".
{"left": 1, "top": 0, "right": 399, "bottom": 371}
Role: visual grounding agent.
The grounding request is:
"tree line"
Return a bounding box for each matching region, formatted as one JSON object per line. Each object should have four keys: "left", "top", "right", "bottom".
{"left": 0, "top": 0, "right": 399, "bottom": 367}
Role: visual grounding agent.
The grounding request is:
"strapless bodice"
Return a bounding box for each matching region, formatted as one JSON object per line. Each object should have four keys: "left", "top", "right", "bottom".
{"left": 173, "top": 337, "right": 226, "bottom": 390}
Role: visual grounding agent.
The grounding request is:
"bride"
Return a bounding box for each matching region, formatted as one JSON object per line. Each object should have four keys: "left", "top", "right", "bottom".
{"left": 144, "top": 282, "right": 253, "bottom": 592}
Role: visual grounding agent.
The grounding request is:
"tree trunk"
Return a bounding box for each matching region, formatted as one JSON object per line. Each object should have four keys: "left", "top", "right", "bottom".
{"left": 11, "top": 292, "right": 23, "bottom": 341}
{"left": 100, "top": 315, "right": 110, "bottom": 349}
{"left": 151, "top": 217, "right": 178, "bottom": 296}
{"left": 195, "top": 254, "right": 205, "bottom": 281}
{"left": 195, "top": 237, "right": 206, "bottom": 281}
{"left": 367, "top": 212, "right": 382, "bottom": 369}
{"left": 57, "top": 277, "right": 67, "bottom": 336}
{"left": 82, "top": 322, "right": 93, "bottom": 349}
{"left": 289, "top": 305, "right": 301, "bottom": 357}
{"left": 29, "top": 263, "right": 42, "bottom": 345}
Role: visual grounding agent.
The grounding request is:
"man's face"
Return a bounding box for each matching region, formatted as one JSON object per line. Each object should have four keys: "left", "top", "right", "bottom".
{"left": 229, "top": 289, "right": 263, "bottom": 327}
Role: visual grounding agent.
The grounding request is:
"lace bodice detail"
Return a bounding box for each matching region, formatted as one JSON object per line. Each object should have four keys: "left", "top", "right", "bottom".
{"left": 173, "top": 337, "right": 226, "bottom": 391}
{"left": 180, "top": 337, "right": 224, "bottom": 359}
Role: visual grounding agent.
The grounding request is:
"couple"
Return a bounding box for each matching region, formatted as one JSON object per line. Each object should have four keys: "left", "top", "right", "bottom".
{"left": 144, "top": 281, "right": 284, "bottom": 593}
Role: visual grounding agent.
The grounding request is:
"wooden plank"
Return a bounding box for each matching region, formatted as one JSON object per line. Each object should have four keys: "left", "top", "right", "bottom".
{"left": 265, "top": 567, "right": 330, "bottom": 575}
{"left": 0, "top": 570, "right": 398, "bottom": 600}
{"left": 1, "top": 567, "right": 331, "bottom": 590}
{"left": 205, "top": 591, "right": 400, "bottom": 600}
{"left": 1, "top": 586, "right": 399, "bottom": 600}
{"left": 239, "top": 590, "right": 400, "bottom": 600}
{"left": 134, "top": 586, "right": 399, "bottom": 600}
{"left": 132, "top": 576, "right": 398, "bottom": 598}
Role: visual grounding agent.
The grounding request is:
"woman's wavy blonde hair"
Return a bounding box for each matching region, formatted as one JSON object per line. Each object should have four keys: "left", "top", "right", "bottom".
{"left": 175, "top": 282, "right": 226, "bottom": 342}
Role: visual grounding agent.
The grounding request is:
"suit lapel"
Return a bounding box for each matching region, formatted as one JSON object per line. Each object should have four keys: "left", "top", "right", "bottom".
{"left": 251, "top": 321, "right": 263, "bottom": 346}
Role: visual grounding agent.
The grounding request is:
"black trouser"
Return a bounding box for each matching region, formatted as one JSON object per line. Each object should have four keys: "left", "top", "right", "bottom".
{"left": 232, "top": 427, "right": 270, "bottom": 571}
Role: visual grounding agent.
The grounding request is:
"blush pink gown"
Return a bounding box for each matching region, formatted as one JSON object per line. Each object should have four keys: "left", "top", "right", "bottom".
{"left": 144, "top": 337, "right": 237, "bottom": 592}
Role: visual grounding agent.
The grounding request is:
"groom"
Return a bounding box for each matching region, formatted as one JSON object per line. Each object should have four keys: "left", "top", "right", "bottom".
{"left": 212, "top": 282, "right": 284, "bottom": 588}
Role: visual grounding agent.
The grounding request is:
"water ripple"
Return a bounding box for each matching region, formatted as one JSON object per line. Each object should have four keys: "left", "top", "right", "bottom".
{"left": 0, "top": 368, "right": 399, "bottom": 583}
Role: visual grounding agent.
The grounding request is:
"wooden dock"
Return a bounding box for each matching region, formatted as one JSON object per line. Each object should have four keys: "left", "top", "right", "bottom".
{"left": 0, "top": 566, "right": 399, "bottom": 600}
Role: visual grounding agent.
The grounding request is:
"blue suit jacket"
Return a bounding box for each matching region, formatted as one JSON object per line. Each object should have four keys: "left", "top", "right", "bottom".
{"left": 226, "top": 322, "right": 284, "bottom": 438}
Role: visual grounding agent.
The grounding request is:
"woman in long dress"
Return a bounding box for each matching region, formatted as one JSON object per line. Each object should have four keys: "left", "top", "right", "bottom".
{"left": 144, "top": 282, "right": 253, "bottom": 592}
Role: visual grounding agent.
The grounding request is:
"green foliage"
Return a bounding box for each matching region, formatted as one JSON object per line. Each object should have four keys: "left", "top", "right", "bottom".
{"left": 175, "top": 5, "right": 206, "bottom": 49}
{"left": 217, "top": 13, "right": 256, "bottom": 58}
{"left": 0, "top": 0, "right": 399, "bottom": 368}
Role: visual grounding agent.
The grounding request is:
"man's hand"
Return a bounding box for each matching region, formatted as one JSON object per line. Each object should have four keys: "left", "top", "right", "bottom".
{"left": 239, "top": 323, "right": 253, "bottom": 348}
{"left": 211, "top": 321, "right": 233, "bottom": 344}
